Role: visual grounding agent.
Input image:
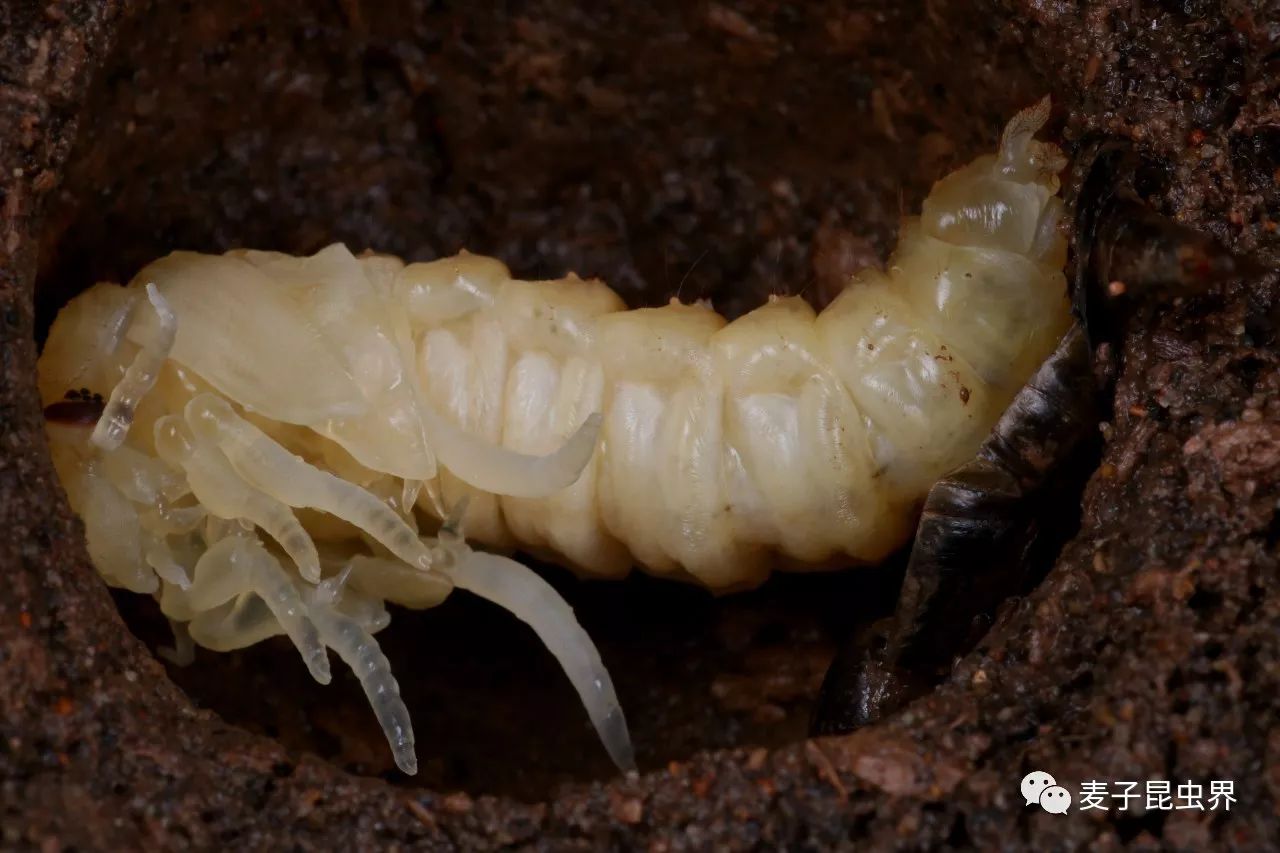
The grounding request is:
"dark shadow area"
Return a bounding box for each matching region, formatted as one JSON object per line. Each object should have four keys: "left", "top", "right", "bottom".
{"left": 115, "top": 556, "right": 904, "bottom": 800}
{"left": 35, "top": 0, "right": 1051, "bottom": 334}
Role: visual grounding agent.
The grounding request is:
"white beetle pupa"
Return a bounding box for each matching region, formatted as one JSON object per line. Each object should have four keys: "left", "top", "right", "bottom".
{"left": 38, "top": 99, "right": 1070, "bottom": 775}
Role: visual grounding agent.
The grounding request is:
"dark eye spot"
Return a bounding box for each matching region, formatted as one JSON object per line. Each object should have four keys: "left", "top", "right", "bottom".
{"left": 44, "top": 398, "right": 106, "bottom": 426}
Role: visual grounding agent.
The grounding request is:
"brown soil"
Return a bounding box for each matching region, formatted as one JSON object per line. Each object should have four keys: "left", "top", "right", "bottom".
{"left": 2, "top": 0, "right": 1279, "bottom": 848}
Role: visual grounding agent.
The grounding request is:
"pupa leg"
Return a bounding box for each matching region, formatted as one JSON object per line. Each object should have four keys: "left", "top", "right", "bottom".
{"left": 169, "top": 534, "right": 332, "bottom": 684}
{"left": 153, "top": 413, "right": 324, "bottom": 582}
{"left": 92, "top": 284, "right": 176, "bottom": 450}
{"left": 304, "top": 572, "right": 417, "bottom": 776}
{"left": 442, "top": 546, "right": 636, "bottom": 772}
{"left": 157, "top": 618, "right": 195, "bottom": 666}
{"left": 183, "top": 393, "right": 443, "bottom": 573}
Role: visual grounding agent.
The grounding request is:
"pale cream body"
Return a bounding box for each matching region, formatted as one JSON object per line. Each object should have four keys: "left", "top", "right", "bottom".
{"left": 36, "top": 100, "right": 1071, "bottom": 773}
{"left": 407, "top": 110, "right": 1071, "bottom": 590}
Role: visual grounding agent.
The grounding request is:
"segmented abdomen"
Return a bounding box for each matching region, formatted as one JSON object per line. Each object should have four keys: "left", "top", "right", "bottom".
{"left": 411, "top": 100, "right": 1071, "bottom": 589}
{"left": 35, "top": 99, "right": 1071, "bottom": 773}
{"left": 39, "top": 100, "right": 1070, "bottom": 595}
